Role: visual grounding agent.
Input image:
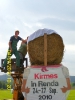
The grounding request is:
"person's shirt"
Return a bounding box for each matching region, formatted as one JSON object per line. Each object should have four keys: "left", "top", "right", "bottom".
{"left": 18, "top": 42, "right": 27, "bottom": 56}
{"left": 9, "top": 35, "right": 22, "bottom": 50}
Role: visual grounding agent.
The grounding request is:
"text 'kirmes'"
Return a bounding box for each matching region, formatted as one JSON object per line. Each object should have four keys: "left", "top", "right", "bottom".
{"left": 34, "top": 73, "right": 58, "bottom": 79}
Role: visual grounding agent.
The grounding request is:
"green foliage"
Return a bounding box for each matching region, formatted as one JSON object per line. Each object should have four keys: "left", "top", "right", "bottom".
{"left": 0, "top": 80, "right": 13, "bottom": 89}
{"left": 72, "top": 82, "right": 75, "bottom": 86}
{"left": 0, "top": 81, "right": 2, "bottom": 88}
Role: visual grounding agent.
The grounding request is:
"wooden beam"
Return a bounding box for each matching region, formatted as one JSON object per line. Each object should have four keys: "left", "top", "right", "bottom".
{"left": 44, "top": 33, "right": 47, "bottom": 66}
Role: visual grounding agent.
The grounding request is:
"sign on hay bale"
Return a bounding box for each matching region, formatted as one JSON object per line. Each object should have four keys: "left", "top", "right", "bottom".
{"left": 28, "top": 33, "right": 64, "bottom": 65}
{"left": 21, "top": 29, "right": 71, "bottom": 100}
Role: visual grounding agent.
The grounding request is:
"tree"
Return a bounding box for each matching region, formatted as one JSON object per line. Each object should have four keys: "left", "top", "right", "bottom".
{"left": 72, "top": 82, "right": 75, "bottom": 87}
{"left": 0, "top": 81, "right": 2, "bottom": 89}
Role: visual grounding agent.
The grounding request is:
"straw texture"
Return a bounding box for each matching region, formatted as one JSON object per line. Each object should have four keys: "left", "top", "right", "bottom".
{"left": 28, "top": 33, "right": 64, "bottom": 65}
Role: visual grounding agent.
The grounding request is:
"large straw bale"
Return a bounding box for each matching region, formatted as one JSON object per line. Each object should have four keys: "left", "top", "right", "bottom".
{"left": 28, "top": 33, "right": 64, "bottom": 65}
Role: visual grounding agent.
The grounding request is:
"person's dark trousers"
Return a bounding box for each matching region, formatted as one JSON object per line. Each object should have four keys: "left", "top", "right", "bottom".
{"left": 2, "top": 49, "right": 20, "bottom": 68}
{"left": 20, "top": 59, "right": 24, "bottom": 67}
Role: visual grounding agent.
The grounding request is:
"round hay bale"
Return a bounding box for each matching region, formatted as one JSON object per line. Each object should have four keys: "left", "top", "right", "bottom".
{"left": 28, "top": 33, "right": 64, "bottom": 65}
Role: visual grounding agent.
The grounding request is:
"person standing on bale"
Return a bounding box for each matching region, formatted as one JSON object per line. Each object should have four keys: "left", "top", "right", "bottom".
{"left": 2, "top": 30, "right": 27, "bottom": 71}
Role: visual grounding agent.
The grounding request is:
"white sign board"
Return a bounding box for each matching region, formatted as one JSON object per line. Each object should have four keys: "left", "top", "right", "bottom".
{"left": 22, "top": 65, "right": 71, "bottom": 100}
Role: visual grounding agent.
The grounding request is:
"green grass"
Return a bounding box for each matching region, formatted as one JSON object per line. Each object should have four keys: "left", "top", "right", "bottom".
{"left": 0, "top": 89, "right": 75, "bottom": 100}
{"left": 67, "top": 90, "right": 75, "bottom": 100}
{"left": 0, "top": 89, "right": 13, "bottom": 99}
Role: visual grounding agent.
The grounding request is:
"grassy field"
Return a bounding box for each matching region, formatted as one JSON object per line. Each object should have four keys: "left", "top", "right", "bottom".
{"left": 67, "top": 90, "right": 75, "bottom": 100}
{"left": 0, "top": 90, "right": 13, "bottom": 99}
{"left": 0, "top": 89, "right": 75, "bottom": 100}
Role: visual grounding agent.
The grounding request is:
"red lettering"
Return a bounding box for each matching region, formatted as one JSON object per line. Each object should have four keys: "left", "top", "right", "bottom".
{"left": 49, "top": 74, "right": 53, "bottom": 78}
{"left": 54, "top": 74, "right": 58, "bottom": 78}
{"left": 34, "top": 73, "right": 58, "bottom": 79}
{"left": 34, "top": 73, "right": 39, "bottom": 79}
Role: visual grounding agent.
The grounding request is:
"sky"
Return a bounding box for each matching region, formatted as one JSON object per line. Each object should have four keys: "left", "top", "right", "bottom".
{"left": 0, "top": 0, "right": 75, "bottom": 76}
